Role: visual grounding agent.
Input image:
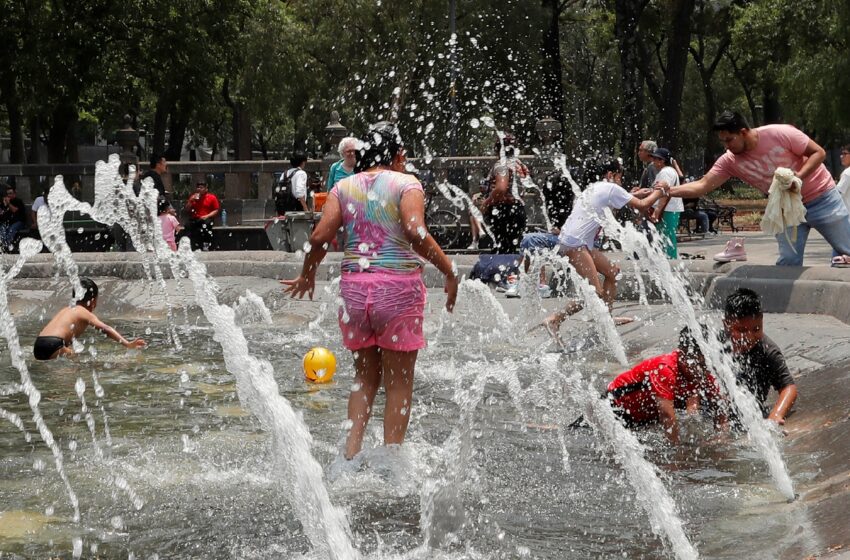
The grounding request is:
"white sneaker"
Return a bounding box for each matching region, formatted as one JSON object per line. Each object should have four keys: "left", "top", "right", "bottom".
{"left": 504, "top": 274, "right": 520, "bottom": 298}
{"left": 466, "top": 239, "right": 479, "bottom": 250}
{"left": 537, "top": 284, "right": 552, "bottom": 299}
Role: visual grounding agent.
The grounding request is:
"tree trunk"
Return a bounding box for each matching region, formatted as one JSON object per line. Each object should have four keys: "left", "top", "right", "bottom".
{"left": 28, "top": 117, "right": 44, "bottom": 164}
{"left": 222, "top": 78, "right": 252, "bottom": 161}
{"left": 64, "top": 112, "right": 79, "bottom": 163}
{"left": 689, "top": 37, "right": 729, "bottom": 170}
{"left": 46, "top": 102, "right": 77, "bottom": 163}
{"left": 233, "top": 102, "right": 252, "bottom": 160}
{"left": 2, "top": 91, "right": 26, "bottom": 164}
{"left": 151, "top": 99, "right": 169, "bottom": 157}
{"left": 726, "top": 53, "right": 759, "bottom": 126}
{"left": 613, "top": 0, "right": 646, "bottom": 175}
{"left": 541, "top": 0, "right": 566, "bottom": 130}
{"left": 659, "top": 0, "right": 696, "bottom": 154}
{"left": 165, "top": 110, "right": 188, "bottom": 162}
{"left": 762, "top": 83, "right": 782, "bottom": 124}
{"left": 256, "top": 130, "right": 269, "bottom": 160}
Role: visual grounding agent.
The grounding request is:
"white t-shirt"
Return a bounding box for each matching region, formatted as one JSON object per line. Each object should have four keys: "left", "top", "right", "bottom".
{"left": 558, "top": 180, "right": 633, "bottom": 249}
{"left": 31, "top": 196, "right": 47, "bottom": 227}
{"left": 290, "top": 168, "right": 308, "bottom": 200}
{"left": 653, "top": 166, "right": 684, "bottom": 212}
{"left": 837, "top": 167, "right": 850, "bottom": 210}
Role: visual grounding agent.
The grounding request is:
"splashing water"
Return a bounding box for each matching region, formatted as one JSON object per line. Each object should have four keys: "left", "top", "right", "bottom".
{"left": 30, "top": 156, "right": 359, "bottom": 558}
{"left": 0, "top": 238, "right": 81, "bottom": 522}
{"left": 233, "top": 290, "right": 274, "bottom": 325}
{"left": 541, "top": 355, "right": 700, "bottom": 560}
{"left": 178, "top": 242, "right": 357, "bottom": 558}
{"left": 543, "top": 152, "right": 795, "bottom": 500}
{"left": 597, "top": 208, "right": 795, "bottom": 500}
{"left": 419, "top": 359, "right": 526, "bottom": 551}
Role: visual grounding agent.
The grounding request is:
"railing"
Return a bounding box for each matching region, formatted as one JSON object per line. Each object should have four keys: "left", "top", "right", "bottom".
{"left": 0, "top": 155, "right": 561, "bottom": 228}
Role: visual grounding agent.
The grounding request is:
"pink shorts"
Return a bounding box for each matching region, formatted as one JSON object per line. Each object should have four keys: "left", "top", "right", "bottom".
{"left": 338, "top": 271, "right": 427, "bottom": 352}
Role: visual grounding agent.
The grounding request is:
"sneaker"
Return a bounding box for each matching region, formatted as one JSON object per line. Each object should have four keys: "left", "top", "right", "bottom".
{"left": 713, "top": 237, "right": 747, "bottom": 262}
{"left": 504, "top": 274, "right": 520, "bottom": 298}
{"left": 537, "top": 284, "right": 552, "bottom": 299}
{"left": 466, "top": 239, "right": 479, "bottom": 250}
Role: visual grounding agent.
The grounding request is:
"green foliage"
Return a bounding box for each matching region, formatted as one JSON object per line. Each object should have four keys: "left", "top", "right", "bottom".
{"left": 1, "top": 0, "right": 848, "bottom": 164}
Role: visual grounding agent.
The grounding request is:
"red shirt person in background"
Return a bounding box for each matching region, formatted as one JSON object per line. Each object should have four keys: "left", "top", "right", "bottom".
{"left": 605, "top": 326, "right": 725, "bottom": 444}
{"left": 184, "top": 181, "right": 220, "bottom": 251}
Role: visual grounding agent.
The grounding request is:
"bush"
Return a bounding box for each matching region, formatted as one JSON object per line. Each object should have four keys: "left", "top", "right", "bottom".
{"left": 708, "top": 180, "right": 767, "bottom": 200}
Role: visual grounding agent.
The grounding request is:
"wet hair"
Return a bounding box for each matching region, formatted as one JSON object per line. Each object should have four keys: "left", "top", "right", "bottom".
{"left": 76, "top": 278, "right": 98, "bottom": 306}
{"left": 354, "top": 121, "right": 404, "bottom": 173}
{"left": 678, "top": 325, "right": 710, "bottom": 362}
{"left": 593, "top": 158, "right": 623, "bottom": 180}
{"left": 149, "top": 154, "right": 166, "bottom": 169}
{"left": 724, "top": 287, "right": 762, "bottom": 319}
{"left": 494, "top": 133, "right": 517, "bottom": 157}
{"left": 337, "top": 137, "right": 358, "bottom": 158}
{"left": 289, "top": 151, "right": 308, "bottom": 168}
{"left": 157, "top": 197, "right": 170, "bottom": 214}
{"left": 713, "top": 111, "right": 750, "bottom": 133}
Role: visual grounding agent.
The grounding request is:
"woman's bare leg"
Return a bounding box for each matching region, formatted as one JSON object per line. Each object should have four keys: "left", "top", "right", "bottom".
{"left": 469, "top": 214, "right": 480, "bottom": 243}
{"left": 590, "top": 250, "right": 633, "bottom": 324}
{"left": 344, "top": 346, "right": 383, "bottom": 459}
{"left": 380, "top": 349, "right": 418, "bottom": 445}
{"left": 545, "top": 247, "right": 601, "bottom": 329}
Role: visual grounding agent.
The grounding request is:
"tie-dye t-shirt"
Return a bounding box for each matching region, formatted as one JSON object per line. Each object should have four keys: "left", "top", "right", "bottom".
{"left": 331, "top": 170, "right": 425, "bottom": 273}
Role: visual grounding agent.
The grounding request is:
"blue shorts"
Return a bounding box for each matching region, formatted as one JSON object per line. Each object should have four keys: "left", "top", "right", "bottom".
{"left": 520, "top": 232, "right": 559, "bottom": 255}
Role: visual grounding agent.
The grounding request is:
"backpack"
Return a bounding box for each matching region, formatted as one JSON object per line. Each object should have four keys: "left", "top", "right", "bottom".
{"left": 275, "top": 169, "right": 304, "bottom": 214}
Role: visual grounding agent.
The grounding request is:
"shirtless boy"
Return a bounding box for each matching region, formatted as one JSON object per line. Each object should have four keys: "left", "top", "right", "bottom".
{"left": 33, "top": 278, "right": 146, "bottom": 360}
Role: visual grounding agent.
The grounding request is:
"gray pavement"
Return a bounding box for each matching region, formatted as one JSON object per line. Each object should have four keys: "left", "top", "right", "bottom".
{"left": 675, "top": 229, "right": 836, "bottom": 266}
{"left": 4, "top": 229, "right": 850, "bottom": 323}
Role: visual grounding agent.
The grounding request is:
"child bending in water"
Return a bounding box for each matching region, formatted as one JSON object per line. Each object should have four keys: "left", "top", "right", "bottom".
{"left": 33, "top": 278, "right": 146, "bottom": 360}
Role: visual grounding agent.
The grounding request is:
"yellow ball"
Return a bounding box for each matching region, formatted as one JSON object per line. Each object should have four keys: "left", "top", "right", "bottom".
{"left": 303, "top": 347, "right": 336, "bottom": 383}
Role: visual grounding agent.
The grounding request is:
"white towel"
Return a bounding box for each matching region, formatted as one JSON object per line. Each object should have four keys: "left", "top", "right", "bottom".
{"left": 760, "top": 168, "right": 806, "bottom": 245}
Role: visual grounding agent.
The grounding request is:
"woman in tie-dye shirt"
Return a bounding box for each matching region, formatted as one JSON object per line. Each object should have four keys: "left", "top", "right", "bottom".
{"left": 282, "top": 122, "right": 459, "bottom": 460}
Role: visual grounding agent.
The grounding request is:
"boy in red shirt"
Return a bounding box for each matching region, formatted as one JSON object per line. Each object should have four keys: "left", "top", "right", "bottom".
{"left": 606, "top": 326, "right": 725, "bottom": 443}
{"left": 184, "top": 181, "right": 220, "bottom": 251}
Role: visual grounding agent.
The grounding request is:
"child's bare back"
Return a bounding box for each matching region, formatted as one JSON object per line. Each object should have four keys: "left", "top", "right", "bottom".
{"left": 33, "top": 278, "right": 145, "bottom": 361}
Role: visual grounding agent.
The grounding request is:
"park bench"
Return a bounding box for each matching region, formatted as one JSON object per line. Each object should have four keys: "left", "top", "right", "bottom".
{"left": 678, "top": 199, "right": 738, "bottom": 239}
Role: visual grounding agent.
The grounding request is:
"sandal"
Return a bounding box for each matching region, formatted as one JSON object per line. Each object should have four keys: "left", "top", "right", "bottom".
{"left": 831, "top": 255, "right": 850, "bottom": 268}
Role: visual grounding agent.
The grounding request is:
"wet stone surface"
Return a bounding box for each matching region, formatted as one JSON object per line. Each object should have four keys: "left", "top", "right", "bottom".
{"left": 1, "top": 278, "right": 849, "bottom": 559}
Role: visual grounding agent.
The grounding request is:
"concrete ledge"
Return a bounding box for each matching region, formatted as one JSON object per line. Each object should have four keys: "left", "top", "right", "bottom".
{"left": 5, "top": 250, "right": 850, "bottom": 324}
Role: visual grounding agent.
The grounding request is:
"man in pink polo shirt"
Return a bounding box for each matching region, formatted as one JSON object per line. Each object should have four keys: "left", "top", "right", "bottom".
{"left": 659, "top": 111, "right": 850, "bottom": 266}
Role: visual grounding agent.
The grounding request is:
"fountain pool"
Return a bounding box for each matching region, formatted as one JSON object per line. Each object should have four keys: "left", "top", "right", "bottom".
{"left": 2, "top": 276, "right": 849, "bottom": 559}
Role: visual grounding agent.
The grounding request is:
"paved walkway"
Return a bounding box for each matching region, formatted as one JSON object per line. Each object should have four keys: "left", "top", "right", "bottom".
{"left": 675, "top": 229, "right": 836, "bottom": 267}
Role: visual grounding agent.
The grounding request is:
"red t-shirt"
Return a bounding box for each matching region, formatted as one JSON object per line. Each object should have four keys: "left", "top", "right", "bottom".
{"left": 187, "top": 193, "right": 220, "bottom": 220}
{"left": 709, "top": 124, "right": 834, "bottom": 204}
{"left": 606, "top": 350, "right": 720, "bottom": 423}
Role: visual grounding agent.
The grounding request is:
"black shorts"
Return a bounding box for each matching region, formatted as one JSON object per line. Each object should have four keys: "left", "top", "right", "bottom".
{"left": 33, "top": 336, "right": 68, "bottom": 360}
